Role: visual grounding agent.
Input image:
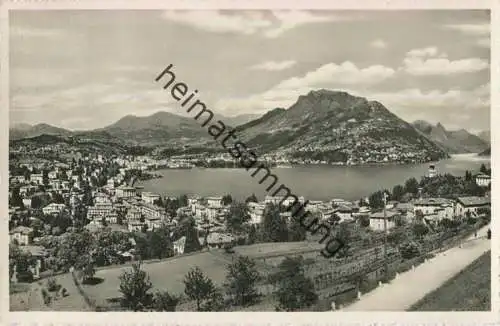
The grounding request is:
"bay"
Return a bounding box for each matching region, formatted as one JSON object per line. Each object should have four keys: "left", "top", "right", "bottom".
{"left": 136, "top": 154, "right": 490, "bottom": 202}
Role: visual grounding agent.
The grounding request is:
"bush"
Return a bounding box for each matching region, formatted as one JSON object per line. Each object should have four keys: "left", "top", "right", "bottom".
{"left": 47, "top": 277, "right": 60, "bottom": 292}
{"left": 41, "top": 289, "right": 51, "bottom": 305}
{"left": 399, "top": 242, "right": 420, "bottom": 260}
{"left": 61, "top": 287, "right": 68, "bottom": 297}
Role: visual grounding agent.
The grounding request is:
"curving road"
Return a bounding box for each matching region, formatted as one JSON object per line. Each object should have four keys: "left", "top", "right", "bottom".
{"left": 340, "top": 224, "right": 491, "bottom": 311}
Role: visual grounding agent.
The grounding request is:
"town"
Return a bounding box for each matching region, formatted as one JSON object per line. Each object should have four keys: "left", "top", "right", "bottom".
{"left": 9, "top": 148, "right": 492, "bottom": 311}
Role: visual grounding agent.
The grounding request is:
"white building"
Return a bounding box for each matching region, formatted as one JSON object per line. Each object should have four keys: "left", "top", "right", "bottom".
{"left": 247, "top": 202, "right": 266, "bottom": 225}
{"left": 42, "top": 203, "right": 66, "bottom": 215}
{"left": 455, "top": 196, "right": 491, "bottom": 217}
{"left": 475, "top": 173, "right": 491, "bottom": 187}
{"left": 9, "top": 226, "right": 34, "bottom": 245}
{"left": 22, "top": 198, "right": 32, "bottom": 208}
{"left": 206, "top": 196, "right": 223, "bottom": 208}
{"left": 369, "top": 211, "right": 397, "bottom": 231}
{"left": 173, "top": 236, "right": 186, "bottom": 255}
{"left": 31, "top": 173, "right": 44, "bottom": 185}
{"left": 115, "top": 186, "right": 136, "bottom": 199}
{"left": 141, "top": 192, "right": 160, "bottom": 204}
{"left": 413, "top": 198, "right": 452, "bottom": 216}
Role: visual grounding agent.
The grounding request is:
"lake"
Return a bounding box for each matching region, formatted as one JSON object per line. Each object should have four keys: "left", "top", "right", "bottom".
{"left": 136, "top": 154, "right": 490, "bottom": 202}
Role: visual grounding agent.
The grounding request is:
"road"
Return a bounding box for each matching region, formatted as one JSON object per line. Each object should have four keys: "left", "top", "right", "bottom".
{"left": 341, "top": 224, "right": 491, "bottom": 311}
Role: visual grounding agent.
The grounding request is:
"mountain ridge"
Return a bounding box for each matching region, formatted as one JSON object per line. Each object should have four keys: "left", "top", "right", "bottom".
{"left": 412, "top": 120, "right": 489, "bottom": 154}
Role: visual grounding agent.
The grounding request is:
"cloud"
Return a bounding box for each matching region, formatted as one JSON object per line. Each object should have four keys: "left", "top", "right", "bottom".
{"left": 402, "top": 47, "right": 489, "bottom": 75}
{"left": 10, "top": 26, "right": 65, "bottom": 38}
{"left": 370, "top": 39, "right": 387, "bottom": 49}
{"left": 264, "top": 10, "right": 347, "bottom": 38}
{"left": 216, "top": 61, "right": 395, "bottom": 113}
{"left": 161, "top": 10, "right": 358, "bottom": 38}
{"left": 162, "top": 10, "right": 272, "bottom": 35}
{"left": 443, "top": 23, "right": 490, "bottom": 36}
{"left": 249, "top": 60, "right": 297, "bottom": 71}
{"left": 369, "top": 84, "right": 489, "bottom": 110}
{"left": 366, "top": 84, "right": 490, "bottom": 124}
{"left": 407, "top": 47, "right": 440, "bottom": 57}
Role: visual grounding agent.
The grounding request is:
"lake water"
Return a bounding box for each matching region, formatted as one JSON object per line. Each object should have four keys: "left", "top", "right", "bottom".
{"left": 137, "top": 154, "right": 490, "bottom": 202}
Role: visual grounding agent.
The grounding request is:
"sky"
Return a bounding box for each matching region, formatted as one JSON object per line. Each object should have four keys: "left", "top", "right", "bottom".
{"left": 10, "top": 10, "right": 490, "bottom": 133}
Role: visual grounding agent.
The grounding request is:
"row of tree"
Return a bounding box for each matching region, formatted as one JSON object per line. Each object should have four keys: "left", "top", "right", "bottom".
{"left": 366, "top": 168, "right": 489, "bottom": 209}
{"left": 117, "top": 255, "right": 317, "bottom": 312}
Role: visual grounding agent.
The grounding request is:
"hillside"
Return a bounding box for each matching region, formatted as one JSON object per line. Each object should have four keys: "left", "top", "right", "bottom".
{"left": 235, "top": 89, "right": 449, "bottom": 164}
{"left": 478, "top": 147, "right": 490, "bottom": 156}
{"left": 477, "top": 130, "right": 490, "bottom": 144}
{"left": 9, "top": 133, "right": 145, "bottom": 160}
{"left": 9, "top": 123, "right": 73, "bottom": 140}
{"left": 223, "top": 113, "right": 261, "bottom": 127}
{"left": 95, "top": 111, "right": 211, "bottom": 146}
{"left": 412, "top": 120, "right": 489, "bottom": 154}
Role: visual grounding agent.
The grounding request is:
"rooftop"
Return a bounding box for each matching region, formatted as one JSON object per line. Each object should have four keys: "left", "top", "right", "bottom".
{"left": 369, "top": 211, "right": 399, "bottom": 219}
{"left": 414, "top": 198, "right": 451, "bottom": 206}
{"left": 10, "top": 226, "right": 34, "bottom": 235}
{"left": 457, "top": 196, "right": 490, "bottom": 207}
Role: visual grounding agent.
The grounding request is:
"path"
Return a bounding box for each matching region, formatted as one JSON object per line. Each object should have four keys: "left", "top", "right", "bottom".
{"left": 341, "top": 224, "right": 490, "bottom": 311}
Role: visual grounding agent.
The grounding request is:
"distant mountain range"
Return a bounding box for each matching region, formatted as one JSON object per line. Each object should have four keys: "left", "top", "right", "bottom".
{"left": 10, "top": 123, "right": 73, "bottom": 140}
{"left": 412, "top": 120, "right": 489, "bottom": 154}
{"left": 9, "top": 112, "right": 259, "bottom": 146}
{"left": 477, "top": 130, "right": 490, "bottom": 144}
{"left": 10, "top": 90, "right": 485, "bottom": 161}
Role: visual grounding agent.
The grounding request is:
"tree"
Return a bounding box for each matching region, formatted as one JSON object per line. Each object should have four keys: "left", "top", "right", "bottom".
{"left": 480, "top": 163, "right": 488, "bottom": 175}
{"left": 245, "top": 193, "right": 258, "bottom": 203}
{"left": 119, "top": 263, "right": 153, "bottom": 311}
{"left": 414, "top": 209, "right": 424, "bottom": 221}
{"left": 399, "top": 241, "right": 420, "bottom": 260}
{"left": 224, "top": 256, "right": 260, "bottom": 306}
{"left": 368, "top": 191, "right": 384, "bottom": 209}
{"left": 10, "top": 186, "right": 24, "bottom": 209}
{"left": 181, "top": 217, "right": 201, "bottom": 253}
{"left": 222, "top": 194, "right": 233, "bottom": 206}
{"left": 226, "top": 202, "right": 250, "bottom": 234}
{"left": 152, "top": 291, "right": 180, "bottom": 311}
{"left": 412, "top": 223, "right": 429, "bottom": 239}
{"left": 183, "top": 266, "right": 220, "bottom": 311}
{"left": 387, "top": 228, "right": 405, "bottom": 245}
{"left": 247, "top": 224, "right": 257, "bottom": 245}
{"left": 178, "top": 194, "right": 188, "bottom": 207}
{"left": 359, "top": 215, "right": 370, "bottom": 228}
{"left": 391, "top": 185, "right": 405, "bottom": 202}
{"left": 148, "top": 227, "right": 173, "bottom": 259}
{"left": 288, "top": 214, "right": 307, "bottom": 241}
{"left": 260, "top": 204, "right": 288, "bottom": 242}
{"left": 55, "top": 230, "right": 94, "bottom": 271}
{"left": 76, "top": 255, "right": 96, "bottom": 283}
{"left": 404, "top": 177, "right": 419, "bottom": 195}
{"left": 269, "top": 256, "right": 317, "bottom": 311}
{"left": 42, "top": 170, "right": 49, "bottom": 186}
{"left": 52, "top": 192, "right": 65, "bottom": 204}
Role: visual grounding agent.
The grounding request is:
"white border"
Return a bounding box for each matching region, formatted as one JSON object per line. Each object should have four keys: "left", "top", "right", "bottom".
{"left": 1, "top": 0, "right": 498, "bottom": 324}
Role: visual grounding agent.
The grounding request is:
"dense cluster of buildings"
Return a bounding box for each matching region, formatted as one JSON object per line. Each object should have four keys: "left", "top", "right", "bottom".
{"left": 8, "top": 149, "right": 492, "bottom": 281}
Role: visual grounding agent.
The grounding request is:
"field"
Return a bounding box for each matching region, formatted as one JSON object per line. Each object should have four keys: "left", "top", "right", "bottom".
{"left": 83, "top": 250, "right": 234, "bottom": 308}
{"left": 10, "top": 274, "right": 91, "bottom": 311}
{"left": 409, "top": 250, "right": 491, "bottom": 311}
{"left": 10, "top": 241, "right": 320, "bottom": 311}
{"left": 233, "top": 241, "right": 323, "bottom": 258}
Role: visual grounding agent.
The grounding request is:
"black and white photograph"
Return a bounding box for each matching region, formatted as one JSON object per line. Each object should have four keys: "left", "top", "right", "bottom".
{"left": 6, "top": 6, "right": 493, "bottom": 314}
